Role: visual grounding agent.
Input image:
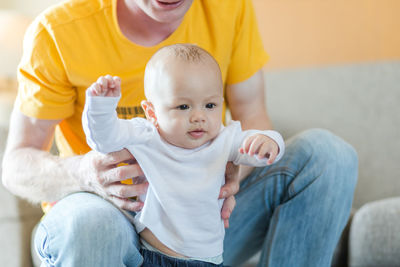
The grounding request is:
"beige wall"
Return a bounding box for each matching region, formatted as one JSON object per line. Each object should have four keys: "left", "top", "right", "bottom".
{"left": 1, "top": 0, "right": 399, "bottom": 71}
{"left": 0, "top": 0, "right": 60, "bottom": 16}
{"left": 253, "top": 0, "right": 400, "bottom": 70}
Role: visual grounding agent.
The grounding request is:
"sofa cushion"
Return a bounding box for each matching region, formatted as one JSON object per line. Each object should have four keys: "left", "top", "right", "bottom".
{"left": 349, "top": 197, "right": 400, "bottom": 267}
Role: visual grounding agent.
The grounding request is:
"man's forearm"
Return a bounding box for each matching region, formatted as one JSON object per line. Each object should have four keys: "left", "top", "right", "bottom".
{"left": 2, "top": 147, "right": 82, "bottom": 204}
{"left": 239, "top": 111, "right": 273, "bottom": 131}
{"left": 226, "top": 70, "right": 274, "bottom": 181}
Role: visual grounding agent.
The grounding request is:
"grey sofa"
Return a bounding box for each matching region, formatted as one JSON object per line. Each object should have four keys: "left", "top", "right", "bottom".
{"left": 1, "top": 61, "right": 399, "bottom": 266}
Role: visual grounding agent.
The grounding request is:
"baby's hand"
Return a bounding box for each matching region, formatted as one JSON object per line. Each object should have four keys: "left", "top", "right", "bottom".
{"left": 88, "top": 75, "right": 121, "bottom": 97}
{"left": 239, "top": 134, "right": 279, "bottom": 165}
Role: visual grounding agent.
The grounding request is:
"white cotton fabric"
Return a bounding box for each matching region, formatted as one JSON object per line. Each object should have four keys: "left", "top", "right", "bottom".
{"left": 82, "top": 93, "right": 285, "bottom": 258}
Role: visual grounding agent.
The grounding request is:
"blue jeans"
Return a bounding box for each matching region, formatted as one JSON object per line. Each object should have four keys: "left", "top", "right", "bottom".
{"left": 34, "top": 129, "right": 358, "bottom": 267}
{"left": 140, "top": 249, "right": 224, "bottom": 267}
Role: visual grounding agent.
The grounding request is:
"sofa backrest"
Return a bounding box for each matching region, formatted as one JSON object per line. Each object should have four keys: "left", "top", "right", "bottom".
{"left": 265, "top": 61, "right": 400, "bottom": 208}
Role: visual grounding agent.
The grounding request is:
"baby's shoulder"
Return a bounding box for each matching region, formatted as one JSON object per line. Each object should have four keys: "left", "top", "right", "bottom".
{"left": 220, "top": 120, "right": 242, "bottom": 134}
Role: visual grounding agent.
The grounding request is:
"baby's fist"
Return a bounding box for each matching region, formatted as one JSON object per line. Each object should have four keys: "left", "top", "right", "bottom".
{"left": 88, "top": 75, "right": 121, "bottom": 97}
{"left": 239, "top": 134, "right": 279, "bottom": 165}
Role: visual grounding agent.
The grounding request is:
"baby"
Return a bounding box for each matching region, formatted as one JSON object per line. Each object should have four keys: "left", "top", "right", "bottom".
{"left": 82, "top": 44, "right": 285, "bottom": 266}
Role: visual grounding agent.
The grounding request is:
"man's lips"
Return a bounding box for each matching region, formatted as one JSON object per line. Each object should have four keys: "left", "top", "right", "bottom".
{"left": 155, "top": 0, "right": 183, "bottom": 9}
{"left": 188, "top": 129, "right": 205, "bottom": 139}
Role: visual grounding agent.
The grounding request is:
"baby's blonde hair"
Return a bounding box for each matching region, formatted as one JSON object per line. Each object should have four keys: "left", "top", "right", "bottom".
{"left": 144, "top": 44, "right": 221, "bottom": 99}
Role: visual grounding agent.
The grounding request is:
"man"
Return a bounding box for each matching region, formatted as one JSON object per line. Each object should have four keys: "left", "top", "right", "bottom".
{"left": 2, "top": 0, "right": 358, "bottom": 266}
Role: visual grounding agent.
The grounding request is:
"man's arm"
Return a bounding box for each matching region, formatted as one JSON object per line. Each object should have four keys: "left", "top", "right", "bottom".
{"left": 1, "top": 108, "right": 147, "bottom": 211}
{"left": 226, "top": 69, "right": 272, "bottom": 180}
{"left": 220, "top": 69, "right": 271, "bottom": 227}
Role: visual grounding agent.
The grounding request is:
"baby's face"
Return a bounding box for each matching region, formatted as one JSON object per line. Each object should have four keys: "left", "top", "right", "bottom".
{"left": 150, "top": 59, "right": 224, "bottom": 149}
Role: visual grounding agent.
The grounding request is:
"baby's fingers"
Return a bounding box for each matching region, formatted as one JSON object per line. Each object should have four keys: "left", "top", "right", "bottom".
{"left": 89, "top": 82, "right": 104, "bottom": 96}
{"left": 259, "top": 143, "right": 279, "bottom": 165}
{"left": 97, "top": 76, "right": 109, "bottom": 89}
{"left": 113, "top": 76, "right": 121, "bottom": 89}
{"left": 107, "top": 76, "right": 122, "bottom": 97}
{"left": 247, "top": 135, "right": 266, "bottom": 156}
{"left": 104, "top": 74, "right": 115, "bottom": 88}
{"left": 239, "top": 135, "right": 256, "bottom": 154}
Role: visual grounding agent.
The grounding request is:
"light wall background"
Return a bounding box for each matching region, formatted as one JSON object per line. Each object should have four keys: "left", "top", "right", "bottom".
{"left": 0, "top": 0, "right": 57, "bottom": 16}
{"left": 1, "top": 0, "right": 399, "bottom": 71}
{"left": 253, "top": 0, "right": 400, "bottom": 69}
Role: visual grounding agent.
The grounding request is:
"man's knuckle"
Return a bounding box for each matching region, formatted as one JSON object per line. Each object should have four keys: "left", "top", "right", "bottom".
{"left": 135, "top": 184, "right": 145, "bottom": 194}
{"left": 98, "top": 173, "right": 109, "bottom": 185}
{"left": 119, "top": 201, "right": 129, "bottom": 210}
{"left": 131, "top": 164, "right": 142, "bottom": 176}
{"left": 130, "top": 202, "right": 142, "bottom": 211}
{"left": 115, "top": 168, "right": 125, "bottom": 179}
{"left": 108, "top": 153, "right": 120, "bottom": 164}
{"left": 115, "top": 187, "right": 125, "bottom": 197}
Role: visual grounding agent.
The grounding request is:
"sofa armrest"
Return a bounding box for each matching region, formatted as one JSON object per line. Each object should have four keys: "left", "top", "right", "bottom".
{"left": 349, "top": 197, "right": 400, "bottom": 267}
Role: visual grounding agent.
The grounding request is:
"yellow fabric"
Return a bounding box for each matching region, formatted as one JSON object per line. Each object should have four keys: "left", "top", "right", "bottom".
{"left": 16, "top": 0, "right": 268, "bottom": 158}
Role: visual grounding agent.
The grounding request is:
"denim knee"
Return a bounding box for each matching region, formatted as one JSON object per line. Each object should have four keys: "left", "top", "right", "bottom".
{"left": 285, "top": 129, "right": 358, "bottom": 194}
{"left": 294, "top": 128, "right": 357, "bottom": 166}
{"left": 35, "top": 192, "right": 142, "bottom": 266}
{"left": 300, "top": 128, "right": 357, "bottom": 187}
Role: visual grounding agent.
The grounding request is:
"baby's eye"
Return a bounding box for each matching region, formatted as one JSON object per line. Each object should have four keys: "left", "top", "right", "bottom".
{"left": 205, "top": 103, "right": 216, "bottom": 109}
{"left": 176, "top": 104, "right": 189, "bottom": 110}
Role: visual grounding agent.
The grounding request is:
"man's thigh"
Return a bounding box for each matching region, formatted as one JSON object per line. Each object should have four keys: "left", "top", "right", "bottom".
{"left": 223, "top": 129, "right": 357, "bottom": 266}
{"left": 34, "top": 192, "right": 143, "bottom": 267}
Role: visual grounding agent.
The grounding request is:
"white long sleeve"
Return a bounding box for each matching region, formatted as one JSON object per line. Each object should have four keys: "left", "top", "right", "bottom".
{"left": 82, "top": 91, "right": 155, "bottom": 154}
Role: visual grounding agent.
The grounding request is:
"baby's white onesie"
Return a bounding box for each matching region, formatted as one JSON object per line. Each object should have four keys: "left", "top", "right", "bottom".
{"left": 82, "top": 93, "right": 285, "bottom": 258}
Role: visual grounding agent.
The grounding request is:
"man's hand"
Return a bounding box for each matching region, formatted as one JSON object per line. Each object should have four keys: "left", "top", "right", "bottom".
{"left": 219, "top": 162, "right": 240, "bottom": 228}
{"left": 74, "top": 148, "right": 148, "bottom": 212}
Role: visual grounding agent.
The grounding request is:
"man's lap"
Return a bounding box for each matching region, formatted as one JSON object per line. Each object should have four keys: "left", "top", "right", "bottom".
{"left": 34, "top": 129, "right": 357, "bottom": 266}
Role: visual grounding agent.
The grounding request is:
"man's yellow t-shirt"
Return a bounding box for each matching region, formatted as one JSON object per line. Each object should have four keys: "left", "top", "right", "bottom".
{"left": 16, "top": 0, "right": 268, "bottom": 158}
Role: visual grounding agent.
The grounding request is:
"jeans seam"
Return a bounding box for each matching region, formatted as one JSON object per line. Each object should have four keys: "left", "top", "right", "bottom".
{"left": 36, "top": 223, "right": 54, "bottom": 265}
{"left": 264, "top": 205, "right": 281, "bottom": 267}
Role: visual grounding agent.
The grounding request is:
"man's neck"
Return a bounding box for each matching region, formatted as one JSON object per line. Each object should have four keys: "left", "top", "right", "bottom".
{"left": 117, "top": 0, "right": 183, "bottom": 47}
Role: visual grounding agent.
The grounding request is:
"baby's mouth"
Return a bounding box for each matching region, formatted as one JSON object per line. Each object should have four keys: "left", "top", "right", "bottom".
{"left": 188, "top": 129, "right": 206, "bottom": 139}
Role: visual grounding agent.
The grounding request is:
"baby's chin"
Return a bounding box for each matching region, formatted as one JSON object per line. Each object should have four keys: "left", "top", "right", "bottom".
{"left": 169, "top": 135, "right": 216, "bottom": 150}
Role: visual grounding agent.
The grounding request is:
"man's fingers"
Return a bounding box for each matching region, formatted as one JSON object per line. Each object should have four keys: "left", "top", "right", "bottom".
{"left": 219, "top": 180, "right": 239, "bottom": 199}
{"left": 220, "top": 162, "right": 239, "bottom": 199}
{"left": 106, "top": 182, "right": 148, "bottom": 199}
{"left": 102, "top": 163, "right": 144, "bottom": 184}
{"left": 221, "top": 195, "right": 236, "bottom": 228}
{"left": 109, "top": 195, "right": 144, "bottom": 212}
{"left": 225, "top": 162, "right": 239, "bottom": 180}
{"left": 100, "top": 149, "right": 134, "bottom": 166}
{"left": 223, "top": 219, "right": 229, "bottom": 228}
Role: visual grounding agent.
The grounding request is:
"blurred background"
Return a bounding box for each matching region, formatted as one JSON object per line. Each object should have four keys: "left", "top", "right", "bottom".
{"left": 0, "top": 0, "right": 399, "bottom": 266}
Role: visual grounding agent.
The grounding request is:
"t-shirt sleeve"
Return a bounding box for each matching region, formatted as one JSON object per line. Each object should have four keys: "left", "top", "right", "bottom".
{"left": 15, "top": 19, "right": 76, "bottom": 120}
{"left": 226, "top": 0, "right": 269, "bottom": 85}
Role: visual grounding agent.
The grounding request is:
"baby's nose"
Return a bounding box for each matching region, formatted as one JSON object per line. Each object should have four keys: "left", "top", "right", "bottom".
{"left": 190, "top": 110, "right": 206, "bottom": 122}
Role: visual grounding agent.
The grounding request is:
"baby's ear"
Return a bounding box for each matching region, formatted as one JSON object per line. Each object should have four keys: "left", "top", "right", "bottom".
{"left": 141, "top": 100, "right": 158, "bottom": 126}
